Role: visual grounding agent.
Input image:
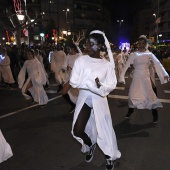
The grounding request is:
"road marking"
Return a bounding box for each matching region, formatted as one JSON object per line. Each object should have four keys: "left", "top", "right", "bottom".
{"left": 164, "top": 90, "right": 170, "bottom": 93}
{"left": 108, "top": 94, "right": 170, "bottom": 103}
{"left": 45, "top": 90, "right": 58, "bottom": 93}
{"left": 0, "top": 95, "right": 62, "bottom": 119}
{"left": 115, "top": 87, "right": 125, "bottom": 90}
{"left": 109, "top": 95, "right": 128, "bottom": 100}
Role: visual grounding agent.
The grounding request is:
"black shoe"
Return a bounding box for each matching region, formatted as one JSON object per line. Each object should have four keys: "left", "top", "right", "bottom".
{"left": 125, "top": 108, "right": 134, "bottom": 119}
{"left": 105, "top": 159, "right": 114, "bottom": 170}
{"left": 153, "top": 116, "right": 158, "bottom": 124}
{"left": 152, "top": 109, "right": 158, "bottom": 124}
{"left": 40, "top": 104, "right": 46, "bottom": 108}
{"left": 32, "top": 100, "right": 36, "bottom": 104}
{"left": 85, "top": 143, "right": 96, "bottom": 163}
{"left": 69, "top": 106, "right": 75, "bottom": 113}
{"left": 125, "top": 112, "right": 133, "bottom": 119}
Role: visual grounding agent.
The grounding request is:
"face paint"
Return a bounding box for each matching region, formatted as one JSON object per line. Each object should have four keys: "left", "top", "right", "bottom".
{"left": 86, "top": 38, "right": 99, "bottom": 52}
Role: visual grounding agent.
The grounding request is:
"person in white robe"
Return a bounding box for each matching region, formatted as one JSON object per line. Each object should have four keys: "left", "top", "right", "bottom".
{"left": 35, "top": 49, "right": 49, "bottom": 89}
{"left": 69, "top": 30, "right": 121, "bottom": 170}
{"left": 119, "top": 35, "right": 169, "bottom": 123}
{"left": 61, "top": 43, "right": 82, "bottom": 113}
{"left": 18, "top": 49, "right": 48, "bottom": 107}
{"left": 114, "top": 49, "right": 124, "bottom": 80}
{"left": 0, "top": 130, "right": 13, "bottom": 163}
{"left": 0, "top": 48, "right": 15, "bottom": 88}
{"left": 50, "top": 44, "right": 67, "bottom": 93}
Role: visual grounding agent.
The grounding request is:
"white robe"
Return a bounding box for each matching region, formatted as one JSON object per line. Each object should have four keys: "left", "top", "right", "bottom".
{"left": 70, "top": 55, "right": 121, "bottom": 160}
{"left": 0, "top": 130, "right": 13, "bottom": 163}
{"left": 63, "top": 53, "right": 81, "bottom": 103}
{"left": 50, "top": 50, "right": 67, "bottom": 84}
{"left": 0, "top": 54, "right": 15, "bottom": 84}
{"left": 119, "top": 51, "right": 169, "bottom": 109}
{"left": 18, "top": 58, "right": 48, "bottom": 105}
{"left": 35, "top": 54, "right": 49, "bottom": 85}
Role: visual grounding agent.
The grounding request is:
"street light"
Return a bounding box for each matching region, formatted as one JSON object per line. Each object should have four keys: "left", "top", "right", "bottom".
{"left": 117, "top": 19, "right": 124, "bottom": 29}
{"left": 63, "top": 8, "right": 69, "bottom": 23}
{"left": 40, "top": 33, "right": 45, "bottom": 45}
{"left": 153, "top": 13, "right": 159, "bottom": 49}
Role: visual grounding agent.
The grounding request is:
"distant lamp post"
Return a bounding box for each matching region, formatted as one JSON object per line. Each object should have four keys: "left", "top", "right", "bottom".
{"left": 153, "top": 13, "right": 159, "bottom": 48}
{"left": 40, "top": 33, "right": 45, "bottom": 45}
{"left": 63, "top": 8, "right": 69, "bottom": 23}
{"left": 62, "top": 30, "right": 71, "bottom": 36}
{"left": 117, "top": 19, "right": 124, "bottom": 29}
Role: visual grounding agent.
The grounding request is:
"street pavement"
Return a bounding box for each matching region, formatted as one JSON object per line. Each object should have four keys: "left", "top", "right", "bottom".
{"left": 0, "top": 71, "right": 170, "bottom": 170}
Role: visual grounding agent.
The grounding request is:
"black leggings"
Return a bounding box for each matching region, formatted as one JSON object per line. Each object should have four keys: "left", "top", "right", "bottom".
{"left": 73, "top": 103, "right": 92, "bottom": 147}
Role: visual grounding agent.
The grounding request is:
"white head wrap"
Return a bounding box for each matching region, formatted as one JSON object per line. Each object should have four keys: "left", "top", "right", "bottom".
{"left": 90, "top": 30, "right": 115, "bottom": 68}
{"left": 139, "top": 35, "right": 149, "bottom": 50}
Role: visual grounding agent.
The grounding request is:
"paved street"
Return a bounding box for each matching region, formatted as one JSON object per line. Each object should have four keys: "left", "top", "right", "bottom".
{"left": 0, "top": 72, "right": 170, "bottom": 170}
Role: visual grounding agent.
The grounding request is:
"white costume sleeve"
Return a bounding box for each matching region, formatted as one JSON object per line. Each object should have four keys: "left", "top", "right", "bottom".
{"left": 69, "top": 58, "right": 88, "bottom": 89}
{"left": 62, "top": 55, "right": 68, "bottom": 70}
{"left": 50, "top": 53, "right": 55, "bottom": 71}
{"left": 119, "top": 54, "right": 135, "bottom": 84}
{"left": 86, "top": 65, "right": 117, "bottom": 97}
{"left": 18, "top": 62, "right": 27, "bottom": 88}
{"left": 151, "top": 53, "right": 169, "bottom": 84}
{"left": 70, "top": 57, "right": 117, "bottom": 97}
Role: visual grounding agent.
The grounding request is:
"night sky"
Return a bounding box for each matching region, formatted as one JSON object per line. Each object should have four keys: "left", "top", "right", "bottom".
{"left": 103, "top": 0, "right": 150, "bottom": 23}
{"left": 103, "top": 0, "right": 151, "bottom": 44}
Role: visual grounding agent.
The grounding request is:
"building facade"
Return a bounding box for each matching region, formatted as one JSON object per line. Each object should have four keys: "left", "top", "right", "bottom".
{"left": 150, "top": 0, "right": 170, "bottom": 46}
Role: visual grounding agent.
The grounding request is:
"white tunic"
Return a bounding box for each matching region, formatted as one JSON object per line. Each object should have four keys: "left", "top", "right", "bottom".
{"left": 18, "top": 58, "right": 48, "bottom": 105}
{"left": 63, "top": 53, "right": 81, "bottom": 103}
{"left": 70, "top": 55, "right": 121, "bottom": 160}
{"left": 0, "top": 130, "right": 13, "bottom": 163}
{"left": 0, "top": 54, "right": 15, "bottom": 84}
{"left": 50, "top": 50, "right": 67, "bottom": 84}
{"left": 119, "top": 51, "right": 169, "bottom": 109}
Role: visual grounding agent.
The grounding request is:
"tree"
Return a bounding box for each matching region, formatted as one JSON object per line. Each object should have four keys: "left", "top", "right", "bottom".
{"left": 1, "top": 1, "right": 44, "bottom": 47}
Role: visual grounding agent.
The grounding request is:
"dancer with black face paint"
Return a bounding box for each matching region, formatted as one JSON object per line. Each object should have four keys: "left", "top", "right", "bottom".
{"left": 69, "top": 30, "right": 121, "bottom": 170}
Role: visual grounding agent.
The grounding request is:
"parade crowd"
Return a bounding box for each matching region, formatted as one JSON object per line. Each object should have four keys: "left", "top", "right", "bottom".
{"left": 0, "top": 31, "right": 170, "bottom": 170}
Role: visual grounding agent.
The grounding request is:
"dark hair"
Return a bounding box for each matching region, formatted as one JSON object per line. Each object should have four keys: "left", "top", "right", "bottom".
{"left": 56, "top": 43, "right": 62, "bottom": 51}
{"left": 0, "top": 47, "right": 7, "bottom": 54}
{"left": 67, "top": 43, "right": 77, "bottom": 51}
{"left": 27, "top": 48, "right": 35, "bottom": 56}
{"left": 88, "top": 33, "right": 105, "bottom": 46}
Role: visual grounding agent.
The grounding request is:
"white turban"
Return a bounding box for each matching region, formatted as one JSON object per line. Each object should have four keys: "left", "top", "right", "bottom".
{"left": 90, "top": 30, "right": 115, "bottom": 68}
{"left": 138, "top": 35, "right": 149, "bottom": 50}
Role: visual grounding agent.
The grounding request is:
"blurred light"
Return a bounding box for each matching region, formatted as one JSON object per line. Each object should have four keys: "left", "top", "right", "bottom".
{"left": 40, "top": 33, "right": 45, "bottom": 37}
{"left": 62, "top": 31, "right": 67, "bottom": 34}
{"left": 17, "top": 14, "right": 25, "bottom": 21}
